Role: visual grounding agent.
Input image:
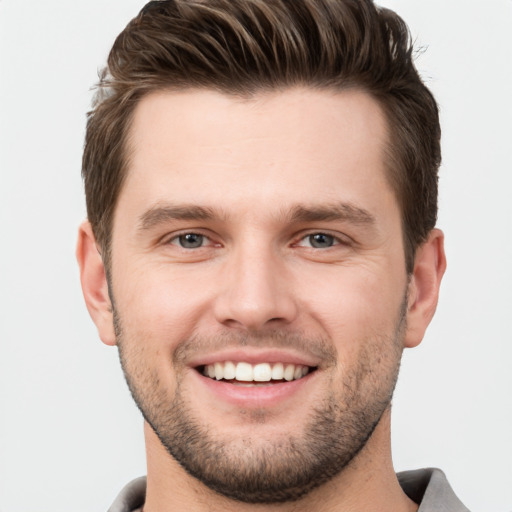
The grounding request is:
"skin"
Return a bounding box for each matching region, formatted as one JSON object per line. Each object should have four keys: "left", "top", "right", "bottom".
{"left": 77, "top": 88, "right": 446, "bottom": 512}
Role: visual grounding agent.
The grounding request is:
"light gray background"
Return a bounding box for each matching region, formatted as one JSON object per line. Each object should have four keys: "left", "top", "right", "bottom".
{"left": 1, "top": 1, "right": 511, "bottom": 510}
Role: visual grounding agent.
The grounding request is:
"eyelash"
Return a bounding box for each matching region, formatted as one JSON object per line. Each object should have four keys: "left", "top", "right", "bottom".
{"left": 167, "top": 232, "right": 216, "bottom": 249}
{"left": 295, "top": 232, "right": 346, "bottom": 249}
{"left": 166, "top": 231, "right": 348, "bottom": 250}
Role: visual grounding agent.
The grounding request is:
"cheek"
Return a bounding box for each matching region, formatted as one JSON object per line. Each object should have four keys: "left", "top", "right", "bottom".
{"left": 296, "top": 264, "right": 406, "bottom": 345}
{"left": 113, "top": 275, "right": 199, "bottom": 399}
{"left": 113, "top": 265, "right": 213, "bottom": 354}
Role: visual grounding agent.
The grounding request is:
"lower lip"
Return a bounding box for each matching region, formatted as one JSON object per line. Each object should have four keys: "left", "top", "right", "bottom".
{"left": 192, "top": 370, "right": 315, "bottom": 408}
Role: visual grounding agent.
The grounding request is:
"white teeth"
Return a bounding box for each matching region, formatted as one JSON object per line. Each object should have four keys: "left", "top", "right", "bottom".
{"left": 202, "top": 361, "right": 312, "bottom": 383}
{"left": 223, "top": 361, "right": 236, "bottom": 380}
{"left": 271, "top": 362, "right": 284, "bottom": 380}
{"left": 253, "top": 363, "right": 272, "bottom": 382}
{"left": 283, "top": 364, "right": 295, "bottom": 381}
{"left": 235, "top": 362, "right": 253, "bottom": 382}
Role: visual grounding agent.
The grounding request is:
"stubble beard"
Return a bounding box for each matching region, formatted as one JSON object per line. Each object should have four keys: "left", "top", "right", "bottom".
{"left": 115, "top": 301, "right": 406, "bottom": 504}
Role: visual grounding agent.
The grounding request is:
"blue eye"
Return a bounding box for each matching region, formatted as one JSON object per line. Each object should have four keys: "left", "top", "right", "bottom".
{"left": 308, "top": 233, "right": 335, "bottom": 248}
{"left": 176, "top": 233, "right": 204, "bottom": 248}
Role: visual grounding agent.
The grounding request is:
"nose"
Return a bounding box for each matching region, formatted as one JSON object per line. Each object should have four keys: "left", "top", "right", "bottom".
{"left": 213, "top": 243, "right": 298, "bottom": 331}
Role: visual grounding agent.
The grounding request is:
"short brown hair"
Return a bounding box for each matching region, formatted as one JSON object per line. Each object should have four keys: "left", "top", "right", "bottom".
{"left": 83, "top": 0, "right": 441, "bottom": 273}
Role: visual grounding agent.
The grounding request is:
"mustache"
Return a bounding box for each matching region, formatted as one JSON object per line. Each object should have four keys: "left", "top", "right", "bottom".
{"left": 173, "top": 330, "right": 338, "bottom": 367}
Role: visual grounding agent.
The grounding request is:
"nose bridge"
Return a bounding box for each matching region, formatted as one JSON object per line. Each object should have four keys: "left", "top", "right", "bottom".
{"left": 214, "top": 234, "right": 297, "bottom": 330}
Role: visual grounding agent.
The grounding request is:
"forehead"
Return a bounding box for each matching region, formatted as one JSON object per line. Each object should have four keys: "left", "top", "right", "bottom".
{"left": 118, "top": 87, "right": 396, "bottom": 225}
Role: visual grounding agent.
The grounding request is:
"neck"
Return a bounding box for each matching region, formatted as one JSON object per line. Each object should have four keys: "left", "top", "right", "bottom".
{"left": 142, "top": 409, "right": 418, "bottom": 512}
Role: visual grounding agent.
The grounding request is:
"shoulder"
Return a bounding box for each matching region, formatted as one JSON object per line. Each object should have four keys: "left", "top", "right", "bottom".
{"left": 397, "top": 468, "right": 470, "bottom": 512}
{"left": 107, "top": 476, "right": 146, "bottom": 512}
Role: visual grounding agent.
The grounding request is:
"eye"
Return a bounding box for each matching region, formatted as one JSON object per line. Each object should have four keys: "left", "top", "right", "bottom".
{"left": 300, "top": 233, "right": 337, "bottom": 249}
{"left": 171, "top": 233, "right": 207, "bottom": 249}
{"left": 308, "top": 233, "right": 335, "bottom": 248}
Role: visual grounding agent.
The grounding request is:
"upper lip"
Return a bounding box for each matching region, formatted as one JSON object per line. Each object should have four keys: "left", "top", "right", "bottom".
{"left": 188, "top": 348, "right": 322, "bottom": 369}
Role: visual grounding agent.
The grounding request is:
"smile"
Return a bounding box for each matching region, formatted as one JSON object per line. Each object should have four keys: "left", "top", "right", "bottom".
{"left": 200, "top": 361, "right": 315, "bottom": 383}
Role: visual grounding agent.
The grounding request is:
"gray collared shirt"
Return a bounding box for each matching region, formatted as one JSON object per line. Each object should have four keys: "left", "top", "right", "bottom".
{"left": 397, "top": 468, "right": 470, "bottom": 511}
{"left": 108, "top": 467, "right": 469, "bottom": 511}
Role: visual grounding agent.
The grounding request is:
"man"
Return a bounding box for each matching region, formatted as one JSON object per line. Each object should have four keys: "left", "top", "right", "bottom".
{"left": 76, "top": 0, "right": 468, "bottom": 510}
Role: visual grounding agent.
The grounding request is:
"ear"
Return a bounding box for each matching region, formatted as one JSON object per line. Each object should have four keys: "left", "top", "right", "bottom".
{"left": 404, "top": 228, "right": 447, "bottom": 348}
{"left": 76, "top": 220, "right": 116, "bottom": 346}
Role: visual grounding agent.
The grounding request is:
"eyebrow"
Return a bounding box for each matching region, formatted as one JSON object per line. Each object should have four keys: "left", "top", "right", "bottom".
{"left": 138, "top": 204, "right": 218, "bottom": 231}
{"left": 137, "top": 201, "right": 376, "bottom": 232}
{"left": 288, "top": 203, "right": 376, "bottom": 226}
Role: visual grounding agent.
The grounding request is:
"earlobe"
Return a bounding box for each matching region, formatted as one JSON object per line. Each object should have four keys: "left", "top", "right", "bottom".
{"left": 404, "top": 228, "right": 447, "bottom": 348}
{"left": 76, "top": 221, "right": 116, "bottom": 346}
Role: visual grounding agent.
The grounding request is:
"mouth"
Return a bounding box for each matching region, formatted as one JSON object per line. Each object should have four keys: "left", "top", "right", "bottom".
{"left": 197, "top": 361, "right": 317, "bottom": 385}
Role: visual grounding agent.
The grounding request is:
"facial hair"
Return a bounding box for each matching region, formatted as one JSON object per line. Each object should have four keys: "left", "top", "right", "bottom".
{"left": 115, "top": 297, "right": 407, "bottom": 504}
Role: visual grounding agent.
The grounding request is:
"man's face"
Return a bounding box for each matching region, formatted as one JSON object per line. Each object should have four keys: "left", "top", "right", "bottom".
{"left": 109, "top": 88, "right": 410, "bottom": 502}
